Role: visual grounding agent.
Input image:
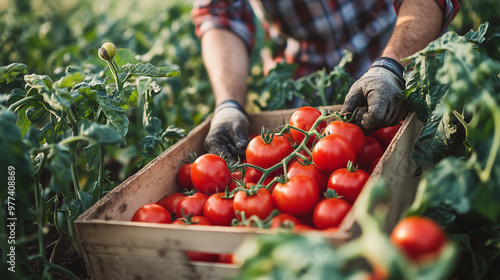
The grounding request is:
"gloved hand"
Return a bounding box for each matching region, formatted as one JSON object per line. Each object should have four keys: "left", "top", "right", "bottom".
{"left": 204, "top": 100, "right": 249, "bottom": 163}
{"left": 341, "top": 57, "right": 408, "bottom": 133}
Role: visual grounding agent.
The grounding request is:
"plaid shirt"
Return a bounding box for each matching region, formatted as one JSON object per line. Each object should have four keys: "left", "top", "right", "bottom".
{"left": 192, "top": 0, "right": 459, "bottom": 79}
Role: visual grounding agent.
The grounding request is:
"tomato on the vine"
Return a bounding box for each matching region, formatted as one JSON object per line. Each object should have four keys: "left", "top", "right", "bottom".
{"left": 312, "top": 134, "right": 356, "bottom": 173}
{"left": 156, "top": 192, "right": 187, "bottom": 215}
{"left": 203, "top": 192, "right": 235, "bottom": 226}
{"left": 131, "top": 203, "right": 172, "bottom": 224}
{"left": 287, "top": 160, "right": 329, "bottom": 196}
{"left": 390, "top": 216, "right": 446, "bottom": 263}
{"left": 172, "top": 215, "right": 211, "bottom": 226}
{"left": 327, "top": 161, "right": 369, "bottom": 204}
{"left": 270, "top": 213, "right": 301, "bottom": 229}
{"left": 246, "top": 133, "right": 293, "bottom": 177}
{"left": 313, "top": 197, "right": 351, "bottom": 229}
{"left": 272, "top": 175, "right": 319, "bottom": 217}
{"left": 356, "top": 137, "right": 384, "bottom": 169}
{"left": 289, "top": 106, "right": 326, "bottom": 147}
{"left": 233, "top": 186, "right": 274, "bottom": 221}
{"left": 175, "top": 192, "right": 208, "bottom": 218}
{"left": 323, "top": 120, "right": 365, "bottom": 157}
{"left": 191, "top": 154, "right": 231, "bottom": 195}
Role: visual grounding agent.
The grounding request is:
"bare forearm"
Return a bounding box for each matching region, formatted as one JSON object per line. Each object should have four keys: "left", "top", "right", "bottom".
{"left": 382, "top": 0, "right": 443, "bottom": 66}
{"left": 201, "top": 28, "right": 249, "bottom": 107}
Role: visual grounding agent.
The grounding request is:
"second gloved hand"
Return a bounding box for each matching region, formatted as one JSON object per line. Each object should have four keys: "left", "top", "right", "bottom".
{"left": 204, "top": 100, "right": 249, "bottom": 163}
{"left": 341, "top": 57, "right": 408, "bottom": 133}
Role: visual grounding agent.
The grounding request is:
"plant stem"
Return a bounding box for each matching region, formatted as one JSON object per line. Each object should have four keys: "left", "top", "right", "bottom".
{"left": 107, "top": 59, "right": 123, "bottom": 91}
{"left": 476, "top": 92, "right": 500, "bottom": 183}
{"left": 8, "top": 96, "right": 41, "bottom": 112}
{"left": 98, "top": 145, "right": 105, "bottom": 200}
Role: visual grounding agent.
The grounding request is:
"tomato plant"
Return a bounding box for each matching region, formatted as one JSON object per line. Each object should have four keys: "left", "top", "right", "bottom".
{"left": 203, "top": 192, "right": 236, "bottom": 226}
{"left": 289, "top": 106, "right": 326, "bottom": 147}
{"left": 191, "top": 154, "right": 231, "bottom": 194}
{"left": 324, "top": 120, "right": 365, "bottom": 157}
{"left": 327, "top": 161, "right": 369, "bottom": 204}
{"left": 272, "top": 175, "right": 319, "bottom": 217}
{"left": 131, "top": 203, "right": 172, "bottom": 224}
{"left": 312, "top": 134, "right": 356, "bottom": 173}
{"left": 390, "top": 216, "right": 446, "bottom": 263}
{"left": 233, "top": 186, "right": 274, "bottom": 221}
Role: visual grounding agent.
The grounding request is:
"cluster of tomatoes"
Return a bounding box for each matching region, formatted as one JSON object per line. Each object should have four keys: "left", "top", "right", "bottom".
{"left": 130, "top": 106, "right": 402, "bottom": 263}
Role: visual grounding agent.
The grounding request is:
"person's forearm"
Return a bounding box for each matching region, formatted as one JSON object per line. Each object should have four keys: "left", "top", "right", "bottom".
{"left": 201, "top": 28, "right": 249, "bottom": 107}
{"left": 382, "top": 0, "right": 443, "bottom": 66}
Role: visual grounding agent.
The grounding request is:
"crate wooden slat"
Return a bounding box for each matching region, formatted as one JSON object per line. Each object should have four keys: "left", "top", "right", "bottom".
{"left": 75, "top": 105, "right": 423, "bottom": 280}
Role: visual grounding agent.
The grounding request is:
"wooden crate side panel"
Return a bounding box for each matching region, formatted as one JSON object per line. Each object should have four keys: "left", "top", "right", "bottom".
{"left": 340, "top": 112, "right": 423, "bottom": 238}
{"left": 87, "top": 252, "right": 239, "bottom": 280}
{"left": 76, "top": 119, "right": 210, "bottom": 222}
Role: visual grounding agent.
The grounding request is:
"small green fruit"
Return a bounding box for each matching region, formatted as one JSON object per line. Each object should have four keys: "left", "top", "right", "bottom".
{"left": 98, "top": 42, "right": 116, "bottom": 61}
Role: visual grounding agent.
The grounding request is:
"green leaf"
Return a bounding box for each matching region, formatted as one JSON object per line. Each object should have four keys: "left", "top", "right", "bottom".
{"left": 408, "top": 157, "right": 476, "bottom": 220}
{"left": 55, "top": 72, "right": 86, "bottom": 89}
{"left": 0, "top": 63, "right": 28, "bottom": 84}
{"left": 121, "top": 63, "right": 180, "bottom": 78}
{"left": 25, "top": 74, "right": 72, "bottom": 111}
{"left": 46, "top": 144, "right": 73, "bottom": 193}
{"left": 97, "top": 95, "right": 129, "bottom": 136}
{"left": 79, "top": 120, "right": 125, "bottom": 145}
{"left": 464, "top": 22, "right": 488, "bottom": 44}
{"left": 6, "top": 88, "right": 27, "bottom": 106}
{"left": 83, "top": 143, "right": 100, "bottom": 171}
{"left": 145, "top": 117, "right": 163, "bottom": 136}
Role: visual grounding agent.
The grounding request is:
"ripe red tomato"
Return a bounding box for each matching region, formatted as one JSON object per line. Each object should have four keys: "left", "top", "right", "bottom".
{"left": 243, "top": 167, "right": 276, "bottom": 187}
{"left": 287, "top": 160, "right": 329, "bottom": 196}
{"left": 177, "top": 163, "right": 194, "bottom": 190}
{"left": 233, "top": 187, "right": 274, "bottom": 221}
{"left": 289, "top": 106, "right": 326, "bottom": 147}
{"left": 218, "top": 253, "right": 235, "bottom": 264}
{"left": 175, "top": 192, "right": 208, "bottom": 218}
{"left": 327, "top": 163, "right": 369, "bottom": 204}
{"left": 270, "top": 213, "right": 301, "bottom": 229}
{"left": 313, "top": 198, "right": 351, "bottom": 229}
{"left": 156, "top": 192, "right": 187, "bottom": 214}
{"left": 272, "top": 175, "right": 319, "bottom": 217}
{"left": 191, "top": 154, "right": 231, "bottom": 195}
{"left": 246, "top": 134, "right": 293, "bottom": 177}
{"left": 312, "top": 134, "right": 356, "bottom": 173}
{"left": 131, "top": 203, "right": 172, "bottom": 224}
{"left": 172, "top": 215, "right": 211, "bottom": 225}
{"left": 390, "top": 216, "right": 446, "bottom": 263}
{"left": 203, "top": 192, "right": 236, "bottom": 226}
{"left": 228, "top": 171, "right": 243, "bottom": 192}
{"left": 369, "top": 124, "right": 402, "bottom": 150}
{"left": 186, "top": 251, "right": 220, "bottom": 263}
{"left": 323, "top": 121, "right": 365, "bottom": 157}
{"left": 368, "top": 157, "right": 381, "bottom": 174}
{"left": 356, "top": 137, "right": 384, "bottom": 169}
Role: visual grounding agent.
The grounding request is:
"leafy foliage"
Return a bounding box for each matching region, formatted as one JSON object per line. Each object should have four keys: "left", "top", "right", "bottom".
{"left": 405, "top": 23, "right": 500, "bottom": 279}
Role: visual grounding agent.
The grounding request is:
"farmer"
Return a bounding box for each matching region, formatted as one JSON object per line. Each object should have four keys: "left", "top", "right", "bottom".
{"left": 191, "top": 0, "right": 459, "bottom": 162}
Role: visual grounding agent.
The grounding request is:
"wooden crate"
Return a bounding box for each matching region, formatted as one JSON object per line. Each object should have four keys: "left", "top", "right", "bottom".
{"left": 74, "top": 106, "right": 423, "bottom": 280}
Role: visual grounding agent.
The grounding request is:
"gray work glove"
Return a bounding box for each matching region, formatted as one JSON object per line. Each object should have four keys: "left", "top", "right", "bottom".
{"left": 204, "top": 100, "right": 249, "bottom": 163}
{"left": 341, "top": 57, "right": 408, "bottom": 133}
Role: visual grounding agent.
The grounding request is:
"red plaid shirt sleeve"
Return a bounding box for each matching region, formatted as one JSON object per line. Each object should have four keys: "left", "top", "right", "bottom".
{"left": 393, "top": 0, "right": 460, "bottom": 32}
{"left": 191, "top": 0, "right": 255, "bottom": 52}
